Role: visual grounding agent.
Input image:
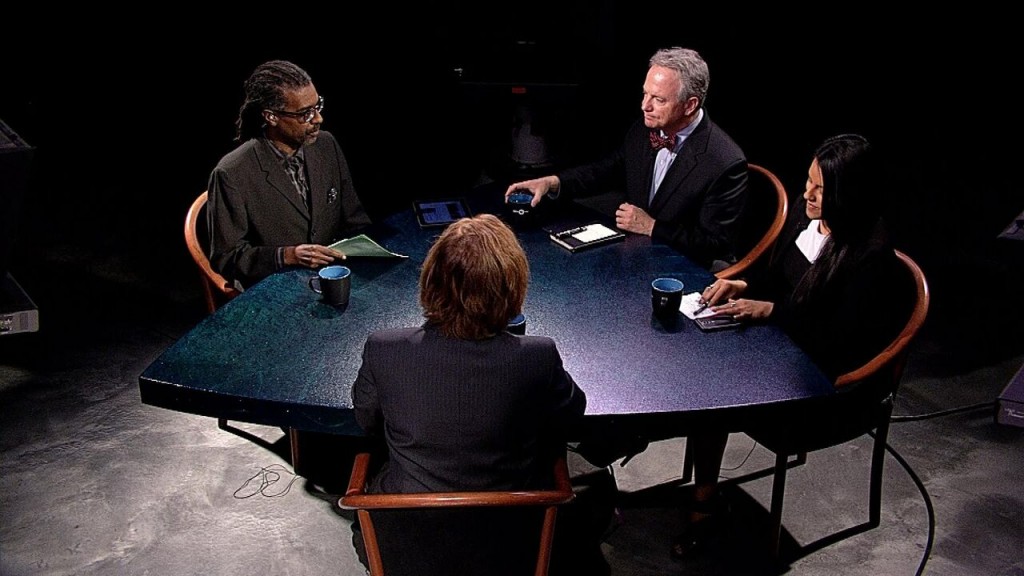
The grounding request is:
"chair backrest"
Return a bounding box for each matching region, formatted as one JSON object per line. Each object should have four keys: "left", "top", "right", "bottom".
{"left": 339, "top": 452, "right": 575, "bottom": 576}
{"left": 835, "top": 249, "right": 930, "bottom": 389}
{"left": 715, "top": 163, "right": 789, "bottom": 280}
{"left": 185, "top": 191, "right": 240, "bottom": 314}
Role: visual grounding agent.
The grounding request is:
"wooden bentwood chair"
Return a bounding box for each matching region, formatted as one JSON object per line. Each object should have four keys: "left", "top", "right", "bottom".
{"left": 715, "top": 163, "right": 789, "bottom": 280}
{"left": 339, "top": 453, "right": 575, "bottom": 576}
{"left": 184, "top": 190, "right": 240, "bottom": 431}
{"left": 184, "top": 190, "right": 240, "bottom": 315}
{"left": 685, "top": 249, "right": 930, "bottom": 560}
{"left": 185, "top": 190, "right": 325, "bottom": 473}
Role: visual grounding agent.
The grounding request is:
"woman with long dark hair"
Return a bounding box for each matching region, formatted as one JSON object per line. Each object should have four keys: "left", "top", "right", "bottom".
{"left": 673, "top": 134, "right": 912, "bottom": 559}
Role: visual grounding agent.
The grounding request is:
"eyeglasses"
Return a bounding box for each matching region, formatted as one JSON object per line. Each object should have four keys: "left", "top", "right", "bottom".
{"left": 268, "top": 96, "right": 324, "bottom": 124}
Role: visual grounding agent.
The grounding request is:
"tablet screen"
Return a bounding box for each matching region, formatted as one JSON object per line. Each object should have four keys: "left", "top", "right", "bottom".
{"left": 412, "top": 198, "right": 472, "bottom": 228}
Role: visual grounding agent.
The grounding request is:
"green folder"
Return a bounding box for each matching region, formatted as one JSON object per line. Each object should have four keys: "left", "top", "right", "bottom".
{"left": 328, "top": 234, "right": 407, "bottom": 258}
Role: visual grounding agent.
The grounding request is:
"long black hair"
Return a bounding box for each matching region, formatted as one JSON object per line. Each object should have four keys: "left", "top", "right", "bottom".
{"left": 793, "top": 134, "right": 884, "bottom": 304}
{"left": 234, "top": 60, "right": 312, "bottom": 142}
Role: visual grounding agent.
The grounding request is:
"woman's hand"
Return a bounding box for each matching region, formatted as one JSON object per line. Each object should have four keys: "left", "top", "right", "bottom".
{"left": 711, "top": 298, "right": 774, "bottom": 321}
{"left": 701, "top": 279, "right": 747, "bottom": 306}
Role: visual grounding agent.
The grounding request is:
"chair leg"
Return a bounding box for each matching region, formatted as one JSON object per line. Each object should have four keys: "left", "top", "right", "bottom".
{"left": 767, "top": 452, "right": 789, "bottom": 559}
{"left": 358, "top": 510, "right": 385, "bottom": 576}
{"left": 682, "top": 440, "right": 694, "bottom": 484}
{"left": 535, "top": 507, "right": 558, "bottom": 576}
{"left": 868, "top": 419, "right": 891, "bottom": 528}
{"left": 288, "top": 428, "right": 301, "bottom": 471}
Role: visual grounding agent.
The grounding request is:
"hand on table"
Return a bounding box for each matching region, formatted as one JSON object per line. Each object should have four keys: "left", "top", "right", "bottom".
{"left": 710, "top": 298, "right": 773, "bottom": 322}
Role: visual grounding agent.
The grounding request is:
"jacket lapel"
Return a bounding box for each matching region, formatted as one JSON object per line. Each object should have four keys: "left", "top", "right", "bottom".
{"left": 640, "top": 145, "right": 658, "bottom": 207}
{"left": 255, "top": 140, "right": 310, "bottom": 220}
{"left": 303, "top": 142, "right": 326, "bottom": 224}
{"left": 649, "top": 116, "right": 711, "bottom": 213}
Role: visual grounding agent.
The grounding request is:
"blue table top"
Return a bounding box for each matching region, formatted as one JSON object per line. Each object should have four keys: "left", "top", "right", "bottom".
{"left": 140, "top": 194, "right": 832, "bottom": 436}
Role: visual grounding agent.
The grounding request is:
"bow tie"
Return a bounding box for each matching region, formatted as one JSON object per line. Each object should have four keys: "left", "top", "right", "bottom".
{"left": 649, "top": 131, "right": 676, "bottom": 151}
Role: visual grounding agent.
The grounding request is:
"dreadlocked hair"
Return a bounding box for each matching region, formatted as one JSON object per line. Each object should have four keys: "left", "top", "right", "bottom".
{"left": 234, "top": 60, "right": 312, "bottom": 142}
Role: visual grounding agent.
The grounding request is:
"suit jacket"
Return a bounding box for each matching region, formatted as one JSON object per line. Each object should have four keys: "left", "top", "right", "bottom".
{"left": 352, "top": 324, "right": 586, "bottom": 495}
{"left": 557, "top": 113, "right": 748, "bottom": 268}
{"left": 206, "top": 131, "right": 371, "bottom": 288}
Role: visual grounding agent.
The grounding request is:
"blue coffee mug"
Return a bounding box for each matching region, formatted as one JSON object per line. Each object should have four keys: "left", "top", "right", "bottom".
{"left": 507, "top": 313, "right": 527, "bottom": 335}
{"left": 651, "top": 277, "right": 684, "bottom": 318}
{"left": 309, "top": 265, "right": 351, "bottom": 306}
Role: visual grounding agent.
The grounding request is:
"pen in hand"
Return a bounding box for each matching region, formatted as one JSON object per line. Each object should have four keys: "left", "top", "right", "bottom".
{"left": 691, "top": 284, "right": 717, "bottom": 315}
{"left": 691, "top": 300, "right": 710, "bottom": 316}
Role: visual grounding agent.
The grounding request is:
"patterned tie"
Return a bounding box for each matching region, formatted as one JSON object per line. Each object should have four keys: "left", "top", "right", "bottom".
{"left": 649, "top": 131, "right": 675, "bottom": 151}
{"left": 285, "top": 155, "right": 309, "bottom": 206}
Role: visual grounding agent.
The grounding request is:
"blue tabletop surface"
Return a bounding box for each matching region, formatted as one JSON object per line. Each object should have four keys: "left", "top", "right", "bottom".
{"left": 140, "top": 193, "right": 832, "bottom": 436}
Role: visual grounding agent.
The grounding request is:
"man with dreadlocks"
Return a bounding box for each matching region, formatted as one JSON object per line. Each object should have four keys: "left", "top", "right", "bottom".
{"left": 207, "top": 60, "right": 371, "bottom": 289}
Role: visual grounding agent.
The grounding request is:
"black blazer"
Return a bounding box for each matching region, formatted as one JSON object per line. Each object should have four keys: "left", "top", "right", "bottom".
{"left": 352, "top": 324, "right": 586, "bottom": 495}
{"left": 557, "top": 114, "right": 748, "bottom": 268}
{"left": 750, "top": 197, "right": 910, "bottom": 381}
{"left": 206, "top": 131, "right": 371, "bottom": 288}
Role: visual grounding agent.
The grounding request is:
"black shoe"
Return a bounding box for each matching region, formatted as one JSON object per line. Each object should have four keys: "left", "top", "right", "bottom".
{"left": 670, "top": 493, "right": 730, "bottom": 560}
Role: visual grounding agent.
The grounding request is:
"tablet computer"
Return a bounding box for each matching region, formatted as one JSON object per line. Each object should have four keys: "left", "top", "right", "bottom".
{"left": 412, "top": 198, "right": 472, "bottom": 228}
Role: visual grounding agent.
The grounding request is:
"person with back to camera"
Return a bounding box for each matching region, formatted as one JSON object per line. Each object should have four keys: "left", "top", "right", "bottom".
{"left": 350, "top": 214, "right": 606, "bottom": 575}
{"left": 504, "top": 46, "right": 748, "bottom": 270}
{"left": 206, "top": 59, "right": 371, "bottom": 289}
{"left": 670, "top": 134, "right": 913, "bottom": 559}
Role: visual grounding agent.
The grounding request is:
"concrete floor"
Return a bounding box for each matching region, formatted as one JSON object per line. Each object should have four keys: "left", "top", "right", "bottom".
{"left": 2, "top": 240, "right": 1024, "bottom": 576}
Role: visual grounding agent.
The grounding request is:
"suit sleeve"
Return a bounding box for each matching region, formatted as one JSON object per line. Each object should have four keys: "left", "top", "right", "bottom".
{"left": 555, "top": 147, "right": 627, "bottom": 201}
{"left": 543, "top": 341, "right": 587, "bottom": 436}
{"left": 351, "top": 336, "right": 383, "bottom": 436}
{"left": 207, "top": 167, "right": 280, "bottom": 288}
{"left": 651, "top": 159, "right": 748, "bottom": 267}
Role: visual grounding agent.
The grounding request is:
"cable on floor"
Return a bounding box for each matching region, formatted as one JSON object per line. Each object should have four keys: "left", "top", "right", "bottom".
{"left": 719, "top": 436, "right": 759, "bottom": 473}
{"left": 883, "top": 399, "right": 997, "bottom": 573}
{"left": 891, "top": 400, "right": 995, "bottom": 422}
{"left": 869, "top": 430, "right": 935, "bottom": 576}
{"left": 233, "top": 464, "right": 300, "bottom": 499}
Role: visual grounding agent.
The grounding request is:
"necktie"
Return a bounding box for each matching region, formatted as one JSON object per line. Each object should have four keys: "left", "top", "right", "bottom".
{"left": 649, "top": 131, "right": 676, "bottom": 203}
{"left": 285, "top": 155, "right": 309, "bottom": 206}
{"left": 649, "top": 131, "right": 675, "bottom": 151}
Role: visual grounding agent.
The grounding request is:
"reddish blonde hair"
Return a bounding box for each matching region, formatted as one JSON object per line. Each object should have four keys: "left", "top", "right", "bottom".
{"left": 420, "top": 214, "right": 529, "bottom": 340}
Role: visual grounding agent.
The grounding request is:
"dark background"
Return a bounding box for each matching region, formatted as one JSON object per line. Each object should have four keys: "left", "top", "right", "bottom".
{"left": 2, "top": 7, "right": 1021, "bottom": 353}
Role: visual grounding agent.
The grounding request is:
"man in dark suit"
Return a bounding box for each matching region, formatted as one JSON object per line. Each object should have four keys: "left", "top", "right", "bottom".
{"left": 505, "top": 47, "right": 748, "bottom": 270}
{"left": 207, "top": 60, "right": 371, "bottom": 289}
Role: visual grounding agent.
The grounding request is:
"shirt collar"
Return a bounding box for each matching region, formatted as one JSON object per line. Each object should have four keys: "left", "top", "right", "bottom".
{"left": 658, "top": 108, "right": 703, "bottom": 153}
{"left": 263, "top": 137, "right": 305, "bottom": 165}
{"left": 668, "top": 108, "right": 703, "bottom": 143}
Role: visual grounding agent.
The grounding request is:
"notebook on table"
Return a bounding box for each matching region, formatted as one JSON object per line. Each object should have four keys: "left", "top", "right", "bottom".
{"left": 544, "top": 222, "right": 625, "bottom": 253}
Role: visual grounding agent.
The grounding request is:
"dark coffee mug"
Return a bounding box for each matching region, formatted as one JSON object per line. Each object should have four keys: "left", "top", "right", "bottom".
{"left": 507, "top": 191, "right": 534, "bottom": 226}
{"left": 651, "top": 277, "right": 684, "bottom": 319}
{"left": 507, "top": 313, "right": 527, "bottom": 335}
{"left": 309, "top": 265, "right": 351, "bottom": 306}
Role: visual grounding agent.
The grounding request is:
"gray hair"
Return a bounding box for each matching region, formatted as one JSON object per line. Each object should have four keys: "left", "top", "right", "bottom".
{"left": 649, "top": 47, "right": 709, "bottom": 105}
